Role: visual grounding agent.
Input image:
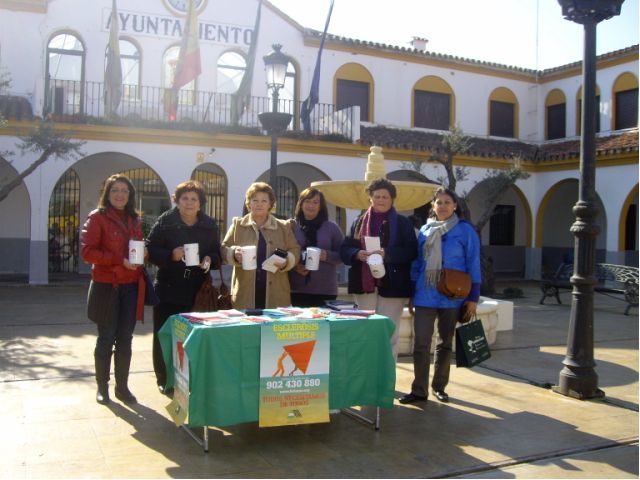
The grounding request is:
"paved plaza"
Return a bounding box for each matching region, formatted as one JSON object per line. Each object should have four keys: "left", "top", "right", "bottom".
{"left": 0, "top": 280, "right": 637, "bottom": 478}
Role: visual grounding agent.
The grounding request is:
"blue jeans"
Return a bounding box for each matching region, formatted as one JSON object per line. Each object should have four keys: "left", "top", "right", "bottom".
{"left": 94, "top": 283, "right": 138, "bottom": 384}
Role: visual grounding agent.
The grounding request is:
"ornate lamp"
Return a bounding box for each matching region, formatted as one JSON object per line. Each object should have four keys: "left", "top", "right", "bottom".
{"left": 258, "top": 44, "right": 293, "bottom": 197}
{"left": 553, "top": 0, "right": 624, "bottom": 400}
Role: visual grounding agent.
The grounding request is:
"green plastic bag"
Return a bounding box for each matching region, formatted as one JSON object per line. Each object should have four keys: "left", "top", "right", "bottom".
{"left": 455, "top": 319, "right": 491, "bottom": 368}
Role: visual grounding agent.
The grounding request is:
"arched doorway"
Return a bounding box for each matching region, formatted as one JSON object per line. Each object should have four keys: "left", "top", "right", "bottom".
{"left": 119, "top": 167, "right": 171, "bottom": 236}
{"left": 48, "top": 168, "right": 80, "bottom": 273}
{"left": 536, "top": 179, "right": 607, "bottom": 271}
{"left": 192, "top": 163, "right": 228, "bottom": 232}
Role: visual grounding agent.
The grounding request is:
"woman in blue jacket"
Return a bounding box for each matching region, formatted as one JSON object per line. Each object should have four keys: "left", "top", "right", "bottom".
{"left": 400, "top": 187, "right": 481, "bottom": 404}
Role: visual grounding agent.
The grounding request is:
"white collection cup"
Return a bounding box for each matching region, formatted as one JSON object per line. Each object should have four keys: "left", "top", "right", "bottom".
{"left": 367, "top": 253, "right": 386, "bottom": 279}
{"left": 305, "top": 247, "right": 321, "bottom": 271}
{"left": 241, "top": 245, "right": 257, "bottom": 270}
{"left": 128, "top": 240, "right": 145, "bottom": 265}
{"left": 183, "top": 243, "right": 200, "bottom": 267}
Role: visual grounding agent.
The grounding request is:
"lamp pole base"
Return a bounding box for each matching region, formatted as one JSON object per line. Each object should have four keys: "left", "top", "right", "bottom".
{"left": 553, "top": 366, "right": 605, "bottom": 400}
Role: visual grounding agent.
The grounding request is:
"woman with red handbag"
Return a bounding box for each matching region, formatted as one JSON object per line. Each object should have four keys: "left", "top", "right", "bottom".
{"left": 399, "top": 187, "right": 481, "bottom": 405}
{"left": 81, "top": 174, "right": 146, "bottom": 405}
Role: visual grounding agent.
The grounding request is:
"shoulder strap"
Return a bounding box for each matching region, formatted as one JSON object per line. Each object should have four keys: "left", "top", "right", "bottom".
{"left": 218, "top": 268, "right": 227, "bottom": 287}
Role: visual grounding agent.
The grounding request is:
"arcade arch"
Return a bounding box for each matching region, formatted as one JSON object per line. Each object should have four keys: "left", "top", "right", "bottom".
{"left": 0, "top": 158, "right": 31, "bottom": 274}
{"left": 536, "top": 179, "right": 607, "bottom": 270}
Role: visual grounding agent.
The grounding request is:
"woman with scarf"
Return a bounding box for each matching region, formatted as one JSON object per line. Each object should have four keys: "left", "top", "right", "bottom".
{"left": 340, "top": 178, "right": 418, "bottom": 360}
{"left": 289, "top": 188, "right": 344, "bottom": 307}
{"left": 399, "top": 187, "right": 481, "bottom": 405}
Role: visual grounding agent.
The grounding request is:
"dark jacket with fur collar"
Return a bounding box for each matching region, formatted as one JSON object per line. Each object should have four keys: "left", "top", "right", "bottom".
{"left": 146, "top": 207, "right": 221, "bottom": 307}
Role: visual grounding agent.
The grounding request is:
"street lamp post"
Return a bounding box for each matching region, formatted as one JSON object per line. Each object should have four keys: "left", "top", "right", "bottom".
{"left": 553, "top": 0, "right": 624, "bottom": 399}
{"left": 258, "top": 44, "right": 293, "bottom": 203}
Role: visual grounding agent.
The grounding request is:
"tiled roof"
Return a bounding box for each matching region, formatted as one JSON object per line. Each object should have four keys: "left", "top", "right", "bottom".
{"left": 537, "top": 129, "right": 639, "bottom": 161}
{"left": 359, "top": 125, "right": 639, "bottom": 162}
{"left": 304, "top": 28, "right": 638, "bottom": 78}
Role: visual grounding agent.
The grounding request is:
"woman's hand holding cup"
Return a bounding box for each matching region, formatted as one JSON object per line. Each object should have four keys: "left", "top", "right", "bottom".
{"left": 294, "top": 263, "right": 310, "bottom": 276}
{"left": 200, "top": 255, "right": 211, "bottom": 273}
{"left": 356, "top": 250, "right": 370, "bottom": 262}
{"left": 172, "top": 246, "right": 185, "bottom": 262}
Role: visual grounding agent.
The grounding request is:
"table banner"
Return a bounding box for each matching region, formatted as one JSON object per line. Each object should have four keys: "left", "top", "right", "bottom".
{"left": 259, "top": 320, "right": 330, "bottom": 427}
{"left": 166, "top": 316, "right": 192, "bottom": 426}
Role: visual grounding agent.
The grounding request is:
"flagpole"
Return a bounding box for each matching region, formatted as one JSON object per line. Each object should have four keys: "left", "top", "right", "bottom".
{"left": 301, "top": 0, "right": 334, "bottom": 133}
{"left": 104, "top": 0, "right": 122, "bottom": 119}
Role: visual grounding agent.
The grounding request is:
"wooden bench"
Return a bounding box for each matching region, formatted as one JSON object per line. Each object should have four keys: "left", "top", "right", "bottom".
{"left": 540, "top": 263, "right": 639, "bottom": 315}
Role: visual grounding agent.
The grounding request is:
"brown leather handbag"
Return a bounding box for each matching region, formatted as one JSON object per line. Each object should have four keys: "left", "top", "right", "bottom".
{"left": 192, "top": 275, "right": 219, "bottom": 312}
{"left": 437, "top": 268, "right": 471, "bottom": 299}
{"left": 192, "top": 269, "right": 234, "bottom": 312}
{"left": 216, "top": 269, "right": 233, "bottom": 310}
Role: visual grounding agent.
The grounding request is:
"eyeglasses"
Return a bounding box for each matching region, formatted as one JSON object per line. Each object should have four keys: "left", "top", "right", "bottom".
{"left": 110, "top": 188, "right": 130, "bottom": 195}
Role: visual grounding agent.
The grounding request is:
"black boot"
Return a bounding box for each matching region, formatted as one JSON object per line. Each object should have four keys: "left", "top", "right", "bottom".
{"left": 94, "top": 350, "right": 112, "bottom": 405}
{"left": 96, "top": 383, "right": 110, "bottom": 405}
{"left": 114, "top": 351, "right": 137, "bottom": 404}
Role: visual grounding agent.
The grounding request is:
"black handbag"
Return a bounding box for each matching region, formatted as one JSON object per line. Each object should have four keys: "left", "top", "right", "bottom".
{"left": 455, "top": 319, "right": 491, "bottom": 368}
{"left": 87, "top": 281, "right": 117, "bottom": 326}
{"left": 142, "top": 268, "right": 160, "bottom": 306}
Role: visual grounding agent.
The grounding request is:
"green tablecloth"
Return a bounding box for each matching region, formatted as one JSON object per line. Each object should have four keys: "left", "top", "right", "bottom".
{"left": 158, "top": 314, "right": 396, "bottom": 427}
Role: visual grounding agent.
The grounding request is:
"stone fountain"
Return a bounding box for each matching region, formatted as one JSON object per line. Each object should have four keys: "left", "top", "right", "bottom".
{"left": 311, "top": 145, "right": 439, "bottom": 211}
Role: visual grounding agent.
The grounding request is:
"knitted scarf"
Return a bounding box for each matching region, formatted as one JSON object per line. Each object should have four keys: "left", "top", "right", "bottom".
{"left": 424, "top": 213, "right": 459, "bottom": 287}
{"left": 298, "top": 215, "right": 324, "bottom": 284}
{"left": 298, "top": 215, "right": 324, "bottom": 247}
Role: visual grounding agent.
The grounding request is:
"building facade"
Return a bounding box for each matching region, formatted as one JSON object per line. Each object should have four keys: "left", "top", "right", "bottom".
{"left": 0, "top": 0, "right": 638, "bottom": 284}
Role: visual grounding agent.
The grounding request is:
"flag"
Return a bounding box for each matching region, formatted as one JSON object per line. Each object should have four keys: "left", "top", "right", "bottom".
{"left": 168, "top": 0, "right": 202, "bottom": 120}
{"left": 104, "top": 0, "right": 122, "bottom": 119}
{"left": 231, "top": 0, "right": 262, "bottom": 125}
{"left": 300, "top": 0, "right": 334, "bottom": 134}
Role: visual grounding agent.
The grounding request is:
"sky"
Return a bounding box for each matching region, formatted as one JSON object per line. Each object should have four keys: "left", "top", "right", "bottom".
{"left": 268, "top": 0, "right": 639, "bottom": 70}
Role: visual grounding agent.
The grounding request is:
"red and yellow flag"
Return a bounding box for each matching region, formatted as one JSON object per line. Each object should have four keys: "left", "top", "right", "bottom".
{"left": 168, "top": 0, "right": 201, "bottom": 120}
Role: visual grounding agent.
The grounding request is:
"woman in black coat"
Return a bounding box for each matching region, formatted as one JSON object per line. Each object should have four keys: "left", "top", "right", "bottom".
{"left": 146, "top": 180, "right": 221, "bottom": 394}
{"left": 340, "top": 178, "right": 418, "bottom": 361}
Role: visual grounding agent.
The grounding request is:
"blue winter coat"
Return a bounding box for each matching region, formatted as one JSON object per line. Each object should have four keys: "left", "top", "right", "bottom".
{"left": 411, "top": 220, "right": 481, "bottom": 308}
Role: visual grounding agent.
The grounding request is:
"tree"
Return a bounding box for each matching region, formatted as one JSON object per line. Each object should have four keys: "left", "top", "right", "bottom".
{"left": 0, "top": 121, "right": 85, "bottom": 203}
{"left": 428, "top": 125, "right": 472, "bottom": 193}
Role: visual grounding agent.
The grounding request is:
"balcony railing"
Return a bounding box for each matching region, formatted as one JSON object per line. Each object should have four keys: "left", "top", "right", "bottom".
{"left": 41, "top": 79, "right": 359, "bottom": 142}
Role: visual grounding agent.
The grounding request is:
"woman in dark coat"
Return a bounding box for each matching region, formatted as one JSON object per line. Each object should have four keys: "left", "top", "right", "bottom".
{"left": 146, "top": 180, "right": 221, "bottom": 394}
{"left": 340, "top": 178, "right": 418, "bottom": 361}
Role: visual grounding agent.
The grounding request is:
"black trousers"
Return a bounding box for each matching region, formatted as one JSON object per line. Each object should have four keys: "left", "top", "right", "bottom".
{"left": 152, "top": 301, "right": 189, "bottom": 387}
{"left": 410, "top": 306, "right": 460, "bottom": 397}
{"left": 94, "top": 283, "right": 138, "bottom": 386}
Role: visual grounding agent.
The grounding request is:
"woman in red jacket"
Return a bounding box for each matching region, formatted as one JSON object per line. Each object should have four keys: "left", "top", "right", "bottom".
{"left": 81, "top": 174, "right": 145, "bottom": 405}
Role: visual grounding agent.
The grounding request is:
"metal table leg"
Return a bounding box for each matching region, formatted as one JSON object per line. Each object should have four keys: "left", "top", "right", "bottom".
{"left": 180, "top": 425, "right": 209, "bottom": 452}
{"left": 340, "top": 406, "right": 380, "bottom": 430}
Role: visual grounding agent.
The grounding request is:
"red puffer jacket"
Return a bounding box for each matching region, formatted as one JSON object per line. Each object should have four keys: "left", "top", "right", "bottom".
{"left": 81, "top": 207, "right": 143, "bottom": 285}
